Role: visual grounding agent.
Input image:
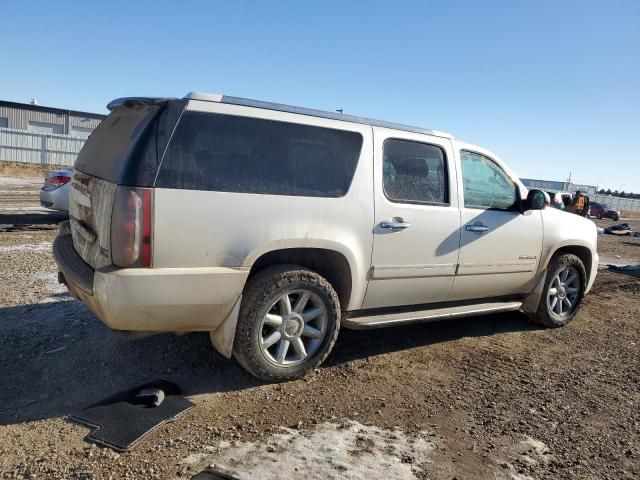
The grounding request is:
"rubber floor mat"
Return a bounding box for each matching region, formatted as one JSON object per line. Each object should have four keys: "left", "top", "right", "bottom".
{"left": 71, "top": 380, "right": 194, "bottom": 451}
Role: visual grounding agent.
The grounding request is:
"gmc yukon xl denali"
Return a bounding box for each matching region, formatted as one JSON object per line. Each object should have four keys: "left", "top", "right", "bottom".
{"left": 54, "top": 92, "right": 598, "bottom": 381}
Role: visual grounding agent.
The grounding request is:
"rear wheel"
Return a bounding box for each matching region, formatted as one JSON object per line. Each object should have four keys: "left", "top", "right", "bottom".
{"left": 233, "top": 265, "right": 340, "bottom": 381}
{"left": 612, "top": 214, "right": 619, "bottom": 221}
{"left": 596, "top": 212, "right": 603, "bottom": 219}
{"left": 530, "top": 253, "right": 586, "bottom": 328}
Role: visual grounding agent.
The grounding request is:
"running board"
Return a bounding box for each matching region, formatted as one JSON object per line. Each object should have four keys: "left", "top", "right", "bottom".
{"left": 342, "top": 301, "right": 523, "bottom": 330}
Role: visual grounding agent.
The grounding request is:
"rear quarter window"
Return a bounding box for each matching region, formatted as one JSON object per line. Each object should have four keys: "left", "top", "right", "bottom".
{"left": 155, "top": 112, "right": 363, "bottom": 197}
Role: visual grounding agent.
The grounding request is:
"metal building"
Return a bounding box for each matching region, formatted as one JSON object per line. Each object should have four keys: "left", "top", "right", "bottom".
{"left": 520, "top": 178, "right": 597, "bottom": 195}
{"left": 0, "top": 99, "right": 105, "bottom": 138}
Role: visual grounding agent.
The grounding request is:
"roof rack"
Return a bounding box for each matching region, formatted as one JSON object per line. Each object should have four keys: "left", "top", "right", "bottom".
{"left": 184, "top": 92, "right": 452, "bottom": 139}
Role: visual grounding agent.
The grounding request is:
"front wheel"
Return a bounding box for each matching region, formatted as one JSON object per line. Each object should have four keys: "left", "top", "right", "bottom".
{"left": 530, "top": 253, "right": 586, "bottom": 328}
{"left": 233, "top": 265, "right": 340, "bottom": 381}
{"left": 596, "top": 212, "right": 603, "bottom": 219}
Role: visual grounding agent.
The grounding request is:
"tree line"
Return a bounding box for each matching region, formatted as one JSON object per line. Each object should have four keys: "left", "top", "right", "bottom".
{"left": 597, "top": 189, "right": 640, "bottom": 199}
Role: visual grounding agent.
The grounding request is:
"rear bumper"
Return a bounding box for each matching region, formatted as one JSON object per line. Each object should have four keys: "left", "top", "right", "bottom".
{"left": 40, "top": 185, "right": 69, "bottom": 212}
{"left": 53, "top": 228, "right": 249, "bottom": 332}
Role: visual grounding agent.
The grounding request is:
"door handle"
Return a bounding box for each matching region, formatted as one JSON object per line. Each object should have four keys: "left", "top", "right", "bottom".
{"left": 381, "top": 218, "right": 411, "bottom": 230}
{"left": 466, "top": 222, "right": 490, "bottom": 233}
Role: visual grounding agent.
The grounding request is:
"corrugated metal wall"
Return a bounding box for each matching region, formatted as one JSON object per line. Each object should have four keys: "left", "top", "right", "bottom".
{"left": 0, "top": 128, "right": 85, "bottom": 167}
{"left": 521, "top": 179, "right": 598, "bottom": 195}
{"left": 0, "top": 104, "right": 102, "bottom": 134}
{"left": 590, "top": 194, "right": 640, "bottom": 213}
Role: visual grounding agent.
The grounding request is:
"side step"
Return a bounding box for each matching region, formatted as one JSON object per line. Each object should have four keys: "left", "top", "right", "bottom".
{"left": 342, "top": 301, "right": 523, "bottom": 330}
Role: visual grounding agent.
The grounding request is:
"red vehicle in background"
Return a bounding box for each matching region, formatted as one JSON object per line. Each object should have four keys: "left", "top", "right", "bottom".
{"left": 589, "top": 202, "right": 620, "bottom": 221}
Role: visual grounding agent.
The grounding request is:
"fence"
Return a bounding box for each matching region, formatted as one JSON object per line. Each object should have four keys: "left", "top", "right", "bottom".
{"left": 590, "top": 193, "right": 640, "bottom": 214}
{"left": 2, "top": 126, "right": 640, "bottom": 213}
{"left": 0, "top": 127, "right": 86, "bottom": 167}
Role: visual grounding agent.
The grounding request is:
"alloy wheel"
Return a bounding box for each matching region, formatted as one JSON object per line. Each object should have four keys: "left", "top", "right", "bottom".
{"left": 546, "top": 266, "right": 581, "bottom": 318}
{"left": 259, "top": 289, "right": 327, "bottom": 367}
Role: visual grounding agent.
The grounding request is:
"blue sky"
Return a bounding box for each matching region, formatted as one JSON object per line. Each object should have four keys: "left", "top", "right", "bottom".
{"left": 2, "top": 0, "right": 639, "bottom": 191}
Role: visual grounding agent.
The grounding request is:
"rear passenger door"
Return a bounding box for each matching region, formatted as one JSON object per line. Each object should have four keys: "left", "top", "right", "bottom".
{"left": 363, "top": 128, "right": 461, "bottom": 309}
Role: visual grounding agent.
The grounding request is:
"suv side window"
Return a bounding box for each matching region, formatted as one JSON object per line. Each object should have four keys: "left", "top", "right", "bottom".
{"left": 461, "top": 150, "right": 518, "bottom": 210}
{"left": 383, "top": 139, "right": 448, "bottom": 205}
{"left": 156, "top": 112, "right": 363, "bottom": 197}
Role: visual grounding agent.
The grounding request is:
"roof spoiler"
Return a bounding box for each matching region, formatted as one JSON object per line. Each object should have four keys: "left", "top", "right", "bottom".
{"left": 107, "top": 97, "right": 176, "bottom": 111}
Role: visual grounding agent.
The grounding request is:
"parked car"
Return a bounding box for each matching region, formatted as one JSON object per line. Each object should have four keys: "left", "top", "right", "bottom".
{"left": 40, "top": 168, "right": 73, "bottom": 211}
{"left": 589, "top": 202, "right": 620, "bottom": 221}
{"left": 53, "top": 93, "right": 599, "bottom": 381}
{"left": 546, "top": 191, "right": 573, "bottom": 209}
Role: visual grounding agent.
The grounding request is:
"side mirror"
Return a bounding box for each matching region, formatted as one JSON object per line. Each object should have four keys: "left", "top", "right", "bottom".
{"left": 522, "top": 189, "right": 547, "bottom": 212}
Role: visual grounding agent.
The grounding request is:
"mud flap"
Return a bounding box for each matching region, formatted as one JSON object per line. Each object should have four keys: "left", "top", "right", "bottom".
{"left": 210, "top": 295, "right": 242, "bottom": 358}
{"left": 521, "top": 271, "right": 547, "bottom": 315}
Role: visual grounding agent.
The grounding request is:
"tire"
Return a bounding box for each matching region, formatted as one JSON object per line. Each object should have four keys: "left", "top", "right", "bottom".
{"left": 613, "top": 215, "right": 619, "bottom": 221}
{"left": 530, "top": 253, "right": 586, "bottom": 328}
{"left": 596, "top": 212, "right": 603, "bottom": 219}
{"left": 233, "top": 265, "right": 340, "bottom": 381}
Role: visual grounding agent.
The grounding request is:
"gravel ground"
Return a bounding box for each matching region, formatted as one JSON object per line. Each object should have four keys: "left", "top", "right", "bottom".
{"left": 0, "top": 180, "right": 638, "bottom": 479}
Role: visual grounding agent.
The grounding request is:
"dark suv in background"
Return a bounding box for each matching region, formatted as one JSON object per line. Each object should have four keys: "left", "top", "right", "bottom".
{"left": 589, "top": 202, "right": 620, "bottom": 221}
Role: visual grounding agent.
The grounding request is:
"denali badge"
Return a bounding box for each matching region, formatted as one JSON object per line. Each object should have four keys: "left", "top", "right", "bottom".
{"left": 519, "top": 255, "right": 537, "bottom": 260}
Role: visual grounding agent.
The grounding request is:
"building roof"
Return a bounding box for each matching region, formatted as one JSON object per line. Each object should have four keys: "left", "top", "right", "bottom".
{"left": 0, "top": 99, "right": 106, "bottom": 119}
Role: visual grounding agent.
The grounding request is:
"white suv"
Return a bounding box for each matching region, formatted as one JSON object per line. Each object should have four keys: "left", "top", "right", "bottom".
{"left": 54, "top": 92, "right": 598, "bottom": 381}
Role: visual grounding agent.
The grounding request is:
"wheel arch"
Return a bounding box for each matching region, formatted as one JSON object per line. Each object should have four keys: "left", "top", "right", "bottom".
{"left": 524, "top": 241, "right": 596, "bottom": 316}
{"left": 544, "top": 243, "right": 594, "bottom": 282}
{"left": 247, "top": 247, "right": 354, "bottom": 310}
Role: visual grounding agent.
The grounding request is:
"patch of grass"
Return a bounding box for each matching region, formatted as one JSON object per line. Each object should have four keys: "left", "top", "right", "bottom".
{"left": 621, "top": 210, "right": 640, "bottom": 219}
{"left": 0, "top": 162, "right": 66, "bottom": 178}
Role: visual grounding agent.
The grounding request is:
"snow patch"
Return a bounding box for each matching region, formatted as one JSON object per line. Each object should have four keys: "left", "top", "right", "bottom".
{"left": 30, "top": 271, "right": 68, "bottom": 299}
{"left": 0, "top": 241, "right": 52, "bottom": 253}
{"left": 496, "top": 435, "right": 553, "bottom": 480}
{"left": 0, "top": 176, "right": 41, "bottom": 186}
{"left": 0, "top": 206, "right": 52, "bottom": 212}
{"left": 187, "top": 421, "right": 435, "bottom": 480}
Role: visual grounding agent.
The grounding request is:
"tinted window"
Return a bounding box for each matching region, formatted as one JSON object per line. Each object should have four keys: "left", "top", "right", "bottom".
{"left": 75, "top": 105, "right": 159, "bottom": 182}
{"left": 461, "top": 151, "right": 518, "bottom": 209}
{"left": 156, "top": 112, "right": 363, "bottom": 197}
{"left": 383, "top": 139, "right": 448, "bottom": 204}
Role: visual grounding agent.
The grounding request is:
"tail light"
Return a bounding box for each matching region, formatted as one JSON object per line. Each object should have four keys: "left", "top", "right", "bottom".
{"left": 111, "top": 186, "right": 153, "bottom": 268}
{"left": 46, "top": 175, "right": 71, "bottom": 189}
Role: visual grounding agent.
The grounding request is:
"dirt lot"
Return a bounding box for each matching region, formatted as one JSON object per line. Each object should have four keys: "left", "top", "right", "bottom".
{"left": 0, "top": 176, "right": 638, "bottom": 479}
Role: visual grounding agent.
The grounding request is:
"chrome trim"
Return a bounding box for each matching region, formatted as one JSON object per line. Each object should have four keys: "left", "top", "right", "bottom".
{"left": 371, "top": 263, "right": 456, "bottom": 279}
{"left": 380, "top": 219, "right": 411, "bottom": 230}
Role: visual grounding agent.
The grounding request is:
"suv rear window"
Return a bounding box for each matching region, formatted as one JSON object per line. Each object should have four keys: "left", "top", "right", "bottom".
{"left": 75, "top": 105, "right": 159, "bottom": 182}
{"left": 156, "top": 112, "right": 363, "bottom": 197}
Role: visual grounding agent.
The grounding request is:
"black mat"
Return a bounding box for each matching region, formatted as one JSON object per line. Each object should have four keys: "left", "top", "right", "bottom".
{"left": 71, "top": 380, "right": 194, "bottom": 451}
